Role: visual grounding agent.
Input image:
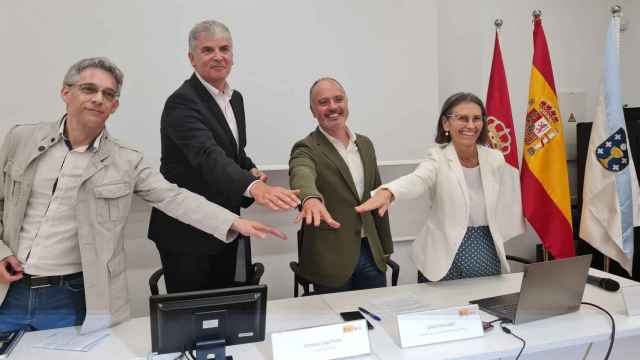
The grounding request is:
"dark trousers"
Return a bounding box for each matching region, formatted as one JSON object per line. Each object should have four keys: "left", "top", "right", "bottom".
{"left": 157, "top": 240, "right": 239, "bottom": 293}
{"left": 312, "top": 239, "right": 386, "bottom": 294}
{"left": 417, "top": 271, "right": 430, "bottom": 283}
{"left": 0, "top": 274, "right": 86, "bottom": 332}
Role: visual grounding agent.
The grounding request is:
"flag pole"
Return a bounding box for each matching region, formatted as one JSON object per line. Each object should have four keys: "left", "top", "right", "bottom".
{"left": 611, "top": 5, "right": 621, "bottom": 16}
{"left": 601, "top": 4, "right": 621, "bottom": 274}
{"left": 611, "top": 5, "right": 622, "bottom": 48}
{"left": 532, "top": 9, "right": 542, "bottom": 20}
{"left": 531, "top": 9, "right": 552, "bottom": 262}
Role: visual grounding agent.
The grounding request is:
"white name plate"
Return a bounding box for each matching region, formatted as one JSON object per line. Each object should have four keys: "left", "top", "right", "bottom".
{"left": 622, "top": 284, "right": 640, "bottom": 316}
{"left": 271, "top": 320, "right": 370, "bottom": 360}
{"left": 397, "top": 304, "right": 483, "bottom": 348}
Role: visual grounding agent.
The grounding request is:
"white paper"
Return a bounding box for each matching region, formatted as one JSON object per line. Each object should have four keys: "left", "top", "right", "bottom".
{"left": 79, "top": 312, "right": 112, "bottom": 334}
{"left": 33, "top": 327, "right": 110, "bottom": 352}
{"left": 271, "top": 320, "right": 370, "bottom": 360}
{"left": 146, "top": 353, "right": 185, "bottom": 360}
{"left": 367, "top": 293, "right": 432, "bottom": 314}
{"left": 397, "top": 304, "right": 483, "bottom": 348}
{"left": 267, "top": 296, "right": 340, "bottom": 333}
{"left": 622, "top": 284, "right": 640, "bottom": 316}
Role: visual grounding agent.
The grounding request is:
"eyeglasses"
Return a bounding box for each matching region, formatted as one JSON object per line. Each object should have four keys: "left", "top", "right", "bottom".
{"left": 446, "top": 113, "right": 484, "bottom": 124}
{"left": 71, "top": 83, "right": 119, "bottom": 103}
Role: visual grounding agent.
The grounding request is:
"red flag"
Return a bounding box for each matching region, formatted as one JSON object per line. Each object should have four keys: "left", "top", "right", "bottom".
{"left": 486, "top": 30, "right": 518, "bottom": 169}
{"left": 521, "top": 16, "right": 574, "bottom": 258}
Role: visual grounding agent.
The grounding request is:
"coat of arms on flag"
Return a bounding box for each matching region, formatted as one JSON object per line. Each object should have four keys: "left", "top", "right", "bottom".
{"left": 487, "top": 116, "right": 513, "bottom": 156}
{"left": 595, "top": 128, "right": 629, "bottom": 172}
{"left": 524, "top": 99, "right": 561, "bottom": 156}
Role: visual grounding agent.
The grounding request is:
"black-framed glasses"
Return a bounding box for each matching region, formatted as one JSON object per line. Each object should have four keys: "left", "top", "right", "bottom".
{"left": 445, "top": 113, "right": 484, "bottom": 124}
{"left": 71, "top": 83, "right": 119, "bottom": 103}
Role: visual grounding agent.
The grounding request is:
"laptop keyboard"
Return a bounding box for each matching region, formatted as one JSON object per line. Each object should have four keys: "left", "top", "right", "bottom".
{"left": 471, "top": 293, "right": 520, "bottom": 320}
{"left": 490, "top": 303, "right": 517, "bottom": 318}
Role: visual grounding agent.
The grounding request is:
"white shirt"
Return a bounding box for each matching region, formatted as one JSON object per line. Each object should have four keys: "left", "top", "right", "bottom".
{"left": 462, "top": 166, "right": 489, "bottom": 226}
{"left": 195, "top": 72, "right": 239, "bottom": 148}
{"left": 317, "top": 126, "right": 366, "bottom": 236}
{"left": 317, "top": 126, "right": 365, "bottom": 199}
{"left": 17, "top": 118, "right": 103, "bottom": 275}
{"left": 195, "top": 73, "right": 258, "bottom": 197}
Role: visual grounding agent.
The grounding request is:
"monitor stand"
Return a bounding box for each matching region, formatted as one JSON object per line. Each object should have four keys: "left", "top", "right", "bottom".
{"left": 195, "top": 338, "right": 232, "bottom": 360}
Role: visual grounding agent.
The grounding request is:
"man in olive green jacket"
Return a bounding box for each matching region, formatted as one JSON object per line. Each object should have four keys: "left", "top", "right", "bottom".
{"left": 289, "top": 78, "right": 393, "bottom": 293}
{"left": 0, "top": 57, "right": 284, "bottom": 334}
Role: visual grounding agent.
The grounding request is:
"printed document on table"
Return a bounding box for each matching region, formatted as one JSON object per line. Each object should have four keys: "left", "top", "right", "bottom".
{"left": 267, "top": 295, "right": 341, "bottom": 333}
{"left": 33, "top": 327, "right": 110, "bottom": 351}
{"left": 367, "top": 292, "right": 432, "bottom": 315}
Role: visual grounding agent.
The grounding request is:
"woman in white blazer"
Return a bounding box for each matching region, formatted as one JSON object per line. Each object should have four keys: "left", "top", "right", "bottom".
{"left": 356, "top": 93, "right": 525, "bottom": 282}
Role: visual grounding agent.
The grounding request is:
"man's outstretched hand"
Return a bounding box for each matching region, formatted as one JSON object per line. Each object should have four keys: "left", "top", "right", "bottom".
{"left": 250, "top": 182, "right": 301, "bottom": 211}
{"left": 231, "top": 218, "right": 288, "bottom": 240}
{"left": 294, "top": 198, "right": 341, "bottom": 228}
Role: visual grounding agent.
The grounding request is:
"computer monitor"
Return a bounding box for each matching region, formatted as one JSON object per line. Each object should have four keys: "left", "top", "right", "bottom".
{"left": 150, "top": 284, "right": 267, "bottom": 360}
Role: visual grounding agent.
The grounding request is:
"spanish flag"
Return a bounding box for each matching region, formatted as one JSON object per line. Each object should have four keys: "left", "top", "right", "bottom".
{"left": 521, "top": 14, "right": 575, "bottom": 258}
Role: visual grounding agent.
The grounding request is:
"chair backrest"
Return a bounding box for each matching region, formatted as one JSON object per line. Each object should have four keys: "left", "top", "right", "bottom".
{"left": 290, "top": 226, "right": 400, "bottom": 297}
{"left": 148, "top": 235, "right": 264, "bottom": 296}
{"left": 290, "top": 228, "right": 313, "bottom": 297}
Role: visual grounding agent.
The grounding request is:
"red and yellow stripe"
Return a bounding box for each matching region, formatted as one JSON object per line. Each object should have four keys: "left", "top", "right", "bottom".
{"left": 521, "top": 17, "right": 575, "bottom": 258}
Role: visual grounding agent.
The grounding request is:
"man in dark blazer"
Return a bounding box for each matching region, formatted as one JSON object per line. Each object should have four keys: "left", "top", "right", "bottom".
{"left": 148, "top": 20, "right": 300, "bottom": 292}
{"left": 289, "top": 78, "right": 393, "bottom": 293}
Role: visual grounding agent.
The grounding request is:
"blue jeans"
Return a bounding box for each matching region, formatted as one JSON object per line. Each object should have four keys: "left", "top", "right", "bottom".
{"left": 313, "top": 239, "right": 386, "bottom": 294}
{"left": 0, "top": 274, "right": 86, "bottom": 332}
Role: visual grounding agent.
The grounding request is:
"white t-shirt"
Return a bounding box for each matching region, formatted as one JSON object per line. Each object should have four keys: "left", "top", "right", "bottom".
{"left": 462, "top": 166, "right": 488, "bottom": 226}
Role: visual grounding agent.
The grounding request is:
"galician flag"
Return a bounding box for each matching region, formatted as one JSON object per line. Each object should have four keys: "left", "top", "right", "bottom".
{"left": 580, "top": 12, "right": 640, "bottom": 274}
{"left": 521, "top": 14, "right": 575, "bottom": 258}
{"left": 486, "top": 28, "right": 518, "bottom": 169}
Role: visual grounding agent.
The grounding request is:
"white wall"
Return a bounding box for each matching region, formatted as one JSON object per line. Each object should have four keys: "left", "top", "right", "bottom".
{"left": 438, "top": 0, "right": 635, "bottom": 141}
{"left": 0, "top": 0, "right": 438, "bottom": 167}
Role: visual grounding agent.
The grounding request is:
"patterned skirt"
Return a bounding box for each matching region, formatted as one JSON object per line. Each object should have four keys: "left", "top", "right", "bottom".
{"left": 440, "top": 225, "right": 501, "bottom": 281}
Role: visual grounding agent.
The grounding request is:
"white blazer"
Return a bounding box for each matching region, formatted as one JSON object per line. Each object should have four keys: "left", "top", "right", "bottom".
{"left": 385, "top": 144, "right": 525, "bottom": 281}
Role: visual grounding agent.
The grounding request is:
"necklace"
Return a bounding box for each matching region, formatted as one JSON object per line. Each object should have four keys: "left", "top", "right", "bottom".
{"left": 459, "top": 156, "right": 479, "bottom": 168}
{"left": 457, "top": 148, "right": 479, "bottom": 168}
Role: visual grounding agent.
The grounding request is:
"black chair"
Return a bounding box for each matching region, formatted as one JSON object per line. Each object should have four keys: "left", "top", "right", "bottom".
{"left": 290, "top": 229, "right": 400, "bottom": 297}
{"left": 506, "top": 254, "right": 532, "bottom": 265}
{"left": 149, "top": 236, "right": 264, "bottom": 296}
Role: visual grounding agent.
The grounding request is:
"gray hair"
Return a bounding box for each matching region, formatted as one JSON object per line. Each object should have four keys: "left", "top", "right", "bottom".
{"left": 63, "top": 57, "right": 124, "bottom": 95}
{"left": 309, "top": 77, "right": 346, "bottom": 104}
{"left": 189, "top": 20, "right": 232, "bottom": 52}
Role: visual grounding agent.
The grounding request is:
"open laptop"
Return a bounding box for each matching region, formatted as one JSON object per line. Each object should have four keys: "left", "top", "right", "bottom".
{"left": 470, "top": 255, "right": 592, "bottom": 324}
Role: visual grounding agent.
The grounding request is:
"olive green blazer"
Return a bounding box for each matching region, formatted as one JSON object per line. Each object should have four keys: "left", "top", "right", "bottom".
{"left": 289, "top": 128, "right": 393, "bottom": 287}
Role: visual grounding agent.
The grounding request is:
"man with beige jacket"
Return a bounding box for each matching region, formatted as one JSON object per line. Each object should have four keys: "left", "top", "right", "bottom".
{"left": 0, "top": 57, "right": 285, "bottom": 333}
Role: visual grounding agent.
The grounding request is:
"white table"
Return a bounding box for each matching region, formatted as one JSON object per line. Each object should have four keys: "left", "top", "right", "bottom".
{"left": 8, "top": 269, "right": 640, "bottom": 359}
